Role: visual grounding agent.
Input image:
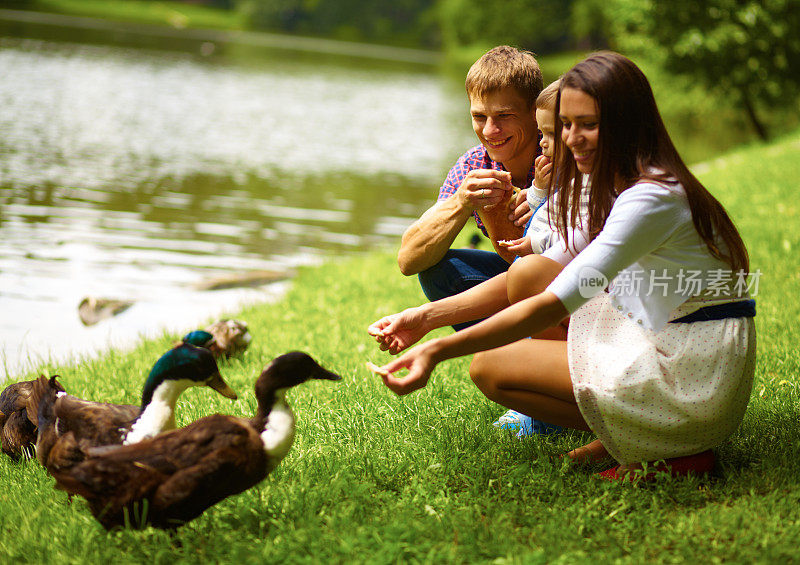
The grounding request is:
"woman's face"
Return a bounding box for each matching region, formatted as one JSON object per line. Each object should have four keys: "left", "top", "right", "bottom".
{"left": 559, "top": 88, "right": 599, "bottom": 174}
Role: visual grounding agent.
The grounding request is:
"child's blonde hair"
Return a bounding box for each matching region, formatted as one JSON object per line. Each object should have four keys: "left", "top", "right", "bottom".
{"left": 536, "top": 78, "right": 560, "bottom": 111}
{"left": 465, "top": 46, "right": 543, "bottom": 108}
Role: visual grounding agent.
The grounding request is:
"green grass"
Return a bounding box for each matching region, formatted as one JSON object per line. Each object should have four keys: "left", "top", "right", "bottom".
{"left": 2, "top": 130, "right": 800, "bottom": 562}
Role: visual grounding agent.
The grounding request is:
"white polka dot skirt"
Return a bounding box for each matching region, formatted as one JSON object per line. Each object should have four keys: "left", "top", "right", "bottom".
{"left": 568, "top": 293, "right": 756, "bottom": 465}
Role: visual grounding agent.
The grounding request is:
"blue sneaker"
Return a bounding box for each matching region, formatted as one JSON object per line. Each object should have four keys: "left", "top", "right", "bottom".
{"left": 492, "top": 410, "right": 563, "bottom": 437}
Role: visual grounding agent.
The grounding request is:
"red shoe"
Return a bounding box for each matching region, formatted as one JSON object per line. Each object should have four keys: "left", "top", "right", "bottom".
{"left": 663, "top": 449, "right": 715, "bottom": 477}
{"left": 596, "top": 450, "right": 715, "bottom": 482}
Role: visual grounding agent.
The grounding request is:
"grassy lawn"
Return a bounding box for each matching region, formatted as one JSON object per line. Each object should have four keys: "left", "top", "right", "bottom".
{"left": 2, "top": 130, "right": 800, "bottom": 562}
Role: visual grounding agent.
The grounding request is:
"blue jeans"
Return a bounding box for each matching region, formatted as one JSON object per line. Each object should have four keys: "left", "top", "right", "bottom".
{"left": 418, "top": 249, "right": 510, "bottom": 331}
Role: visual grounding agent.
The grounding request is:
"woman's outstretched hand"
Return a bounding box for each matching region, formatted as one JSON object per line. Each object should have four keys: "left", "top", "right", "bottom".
{"left": 370, "top": 341, "right": 439, "bottom": 395}
{"left": 367, "top": 306, "right": 429, "bottom": 355}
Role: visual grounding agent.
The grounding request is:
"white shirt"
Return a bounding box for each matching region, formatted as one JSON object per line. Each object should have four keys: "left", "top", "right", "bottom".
{"left": 544, "top": 180, "right": 734, "bottom": 331}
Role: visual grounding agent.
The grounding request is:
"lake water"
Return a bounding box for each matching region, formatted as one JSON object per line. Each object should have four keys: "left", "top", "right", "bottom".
{"left": 0, "top": 15, "right": 475, "bottom": 380}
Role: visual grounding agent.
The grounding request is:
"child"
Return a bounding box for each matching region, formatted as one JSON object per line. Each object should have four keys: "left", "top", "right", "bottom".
{"left": 369, "top": 51, "right": 756, "bottom": 480}
{"left": 493, "top": 79, "right": 589, "bottom": 436}
{"left": 501, "top": 79, "right": 560, "bottom": 257}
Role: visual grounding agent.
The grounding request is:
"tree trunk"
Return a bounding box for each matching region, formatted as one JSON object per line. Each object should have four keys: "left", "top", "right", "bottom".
{"left": 740, "top": 88, "right": 769, "bottom": 141}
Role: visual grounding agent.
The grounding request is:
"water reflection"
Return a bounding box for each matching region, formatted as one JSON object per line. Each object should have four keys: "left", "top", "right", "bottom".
{"left": 0, "top": 33, "right": 474, "bottom": 379}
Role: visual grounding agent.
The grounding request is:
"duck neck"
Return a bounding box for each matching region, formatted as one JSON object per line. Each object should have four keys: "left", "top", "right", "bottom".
{"left": 124, "top": 379, "right": 188, "bottom": 445}
{"left": 258, "top": 389, "right": 295, "bottom": 465}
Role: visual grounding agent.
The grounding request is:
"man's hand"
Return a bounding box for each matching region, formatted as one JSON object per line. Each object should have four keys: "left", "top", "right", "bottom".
{"left": 456, "top": 169, "right": 514, "bottom": 211}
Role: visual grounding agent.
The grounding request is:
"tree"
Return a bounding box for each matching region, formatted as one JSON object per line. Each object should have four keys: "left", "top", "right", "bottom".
{"left": 436, "top": 0, "right": 574, "bottom": 54}
{"left": 641, "top": 0, "right": 800, "bottom": 140}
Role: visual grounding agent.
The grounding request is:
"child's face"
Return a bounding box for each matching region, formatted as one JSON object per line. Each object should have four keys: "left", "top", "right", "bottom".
{"left": 535, "top": 107, "right": 555, "bottom": 158}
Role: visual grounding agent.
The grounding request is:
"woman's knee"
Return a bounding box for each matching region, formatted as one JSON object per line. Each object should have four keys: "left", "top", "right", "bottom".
{"left": 470, "top": 352, "right": 499, "bottom": 396}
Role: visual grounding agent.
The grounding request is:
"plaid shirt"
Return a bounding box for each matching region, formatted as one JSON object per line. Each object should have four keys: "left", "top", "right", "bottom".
{"left": 438, "top": 145, "right": 538, "bottom": 235}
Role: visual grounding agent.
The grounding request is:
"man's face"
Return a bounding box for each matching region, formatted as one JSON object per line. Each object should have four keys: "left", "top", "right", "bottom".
{"left": 470, "top": 89, "right": 538, "bottom": 172}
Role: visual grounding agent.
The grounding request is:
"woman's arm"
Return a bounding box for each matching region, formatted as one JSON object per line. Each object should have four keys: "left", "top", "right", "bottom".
{"left": 368, "top": 271, "right": 511, "bottom": 354}
{"left": 376, "top": 291, "right": 568, "bottom": 395}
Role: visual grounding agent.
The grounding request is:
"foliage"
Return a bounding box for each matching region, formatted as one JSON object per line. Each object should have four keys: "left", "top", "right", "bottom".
{"left": 436, "top": 0, "right": 573, "bottom": 53}
{"left": 238, "top": 0, "right": 440, "bottom": 47}
{"left": 612, "top": 0, "right": 800, "bottom": 140}
{"left": 1, "top": 129, "right": 800, "bottom": 561}
{"left": 29, "top": 0, "right": 247, "bottom": 30}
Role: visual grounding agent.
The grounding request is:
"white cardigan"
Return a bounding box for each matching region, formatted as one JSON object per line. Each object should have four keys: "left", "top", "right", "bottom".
{"left": 544, "top": 180, "right": 735, "bottom": 331}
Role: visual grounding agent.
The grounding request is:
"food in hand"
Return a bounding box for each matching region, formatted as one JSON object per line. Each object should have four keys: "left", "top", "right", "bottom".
{"left": 365, "top": 361, "right": 390, "bottom": 377}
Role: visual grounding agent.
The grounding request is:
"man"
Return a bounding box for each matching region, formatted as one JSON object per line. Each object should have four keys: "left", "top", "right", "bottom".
{"left": 398, "top": 46, "right": 543, "bottom": 330}
{"left": 395, "top": 46, "right": 561, "bottom": 436}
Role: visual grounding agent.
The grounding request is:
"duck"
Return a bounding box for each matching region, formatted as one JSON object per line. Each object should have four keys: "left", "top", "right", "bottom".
{"left": 78, "top": 297, "right": 134, "bottom": 326}
{"left": 32, "top": 342, "right": 238, "bottom": 470}
{"left": 181, "top": 319, "right": 252, "bottom": 359}
{"left": 0, "top": 376, "right": 65, "bottom": 460}
{"left": 49, "top": 351, "right": 340, "bottom": 530}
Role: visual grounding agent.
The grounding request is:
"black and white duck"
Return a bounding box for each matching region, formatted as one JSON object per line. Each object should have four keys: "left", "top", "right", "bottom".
{"left": 181, "top": 319, "right": 252, "bottom": 359}
{"left": 0, "top": 376, "right": 65, "bottom": 460}
{"left": 49, "top": 351, "right": 340, "bottom": 530}
{"left": 33, "top": 343, "right": 238, "bottom": 470}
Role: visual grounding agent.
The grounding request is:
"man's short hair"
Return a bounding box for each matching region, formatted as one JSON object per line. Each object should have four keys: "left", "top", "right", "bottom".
{"left": 465, "top": 45, "right": 543, "bottom": 108}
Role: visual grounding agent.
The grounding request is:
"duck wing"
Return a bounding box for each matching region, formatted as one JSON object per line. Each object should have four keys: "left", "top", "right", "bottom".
{"left": 1, "top": 377, "right": 61, "bottom": 459}
{"left": 149, "top": 443, "right": 266, "bottom": 528}
{"left": 33, "top": 377, "right": 139, "bottom": 468}
{"left": 1, "top": 409, "right": 37, "bottom": 460}
{"left": 0, "top": 380, "right": 33, "bottom": 415}
{"left": 53, "top": 395, "right": 140, "bottom": 446}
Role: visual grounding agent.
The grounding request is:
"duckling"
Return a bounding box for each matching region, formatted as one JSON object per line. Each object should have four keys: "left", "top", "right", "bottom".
{"left": 33, "top": 343, "right": 238, "bottom": 470}
{"left": 49, "top": 351, "right": 340, "bottom": 530}
{"left": 181, "top": 319, "right": 252, "bottom": 359}
{"left": 0, "top": 376, "right": 65, "bottom": 460}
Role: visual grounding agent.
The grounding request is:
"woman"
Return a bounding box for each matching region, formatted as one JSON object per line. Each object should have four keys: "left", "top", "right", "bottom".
{"left": 368, "top": 52, "right": 756, "bottom": 478}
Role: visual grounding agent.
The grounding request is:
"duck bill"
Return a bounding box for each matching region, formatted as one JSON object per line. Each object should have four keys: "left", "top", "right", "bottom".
{"left": 206, "top": 372, "right": 238, "bottom": 399}
{"left": 314, "top": 367, "right": 342, "bottom": 381}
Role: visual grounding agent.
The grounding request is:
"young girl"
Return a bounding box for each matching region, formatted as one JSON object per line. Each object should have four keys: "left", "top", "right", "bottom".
{"left": 368, "top": 52, "right": 756, "bottom": 479}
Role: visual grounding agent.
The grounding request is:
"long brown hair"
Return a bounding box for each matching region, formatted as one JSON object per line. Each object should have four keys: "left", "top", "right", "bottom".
{"left": 552, "top": 51, "right": 749, "bottom": 272}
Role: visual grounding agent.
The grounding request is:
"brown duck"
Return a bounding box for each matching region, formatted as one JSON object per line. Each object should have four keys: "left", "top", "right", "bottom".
{"left": 33, "top": 343, "right": 237, "bottom": 470}
{"left": 49, "top": 351, "right": 340, "bottom": 530}
{"left": 0, "top": 376, "right": 65, "bottom": 460}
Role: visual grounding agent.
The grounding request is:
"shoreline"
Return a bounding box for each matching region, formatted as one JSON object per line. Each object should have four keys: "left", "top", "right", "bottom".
{"left": 1, "top": 281, "right": 291, "bottom": 382}
{"left": 0, "top": 7, "right": 442, "bottom": 65}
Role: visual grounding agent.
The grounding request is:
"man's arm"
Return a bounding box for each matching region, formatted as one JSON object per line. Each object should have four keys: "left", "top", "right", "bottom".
{"left": 397, "top": 196, "right": 472, "bottom": 275}
{"left": 397, "top": 169, "right": 513, "bottom": 276}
